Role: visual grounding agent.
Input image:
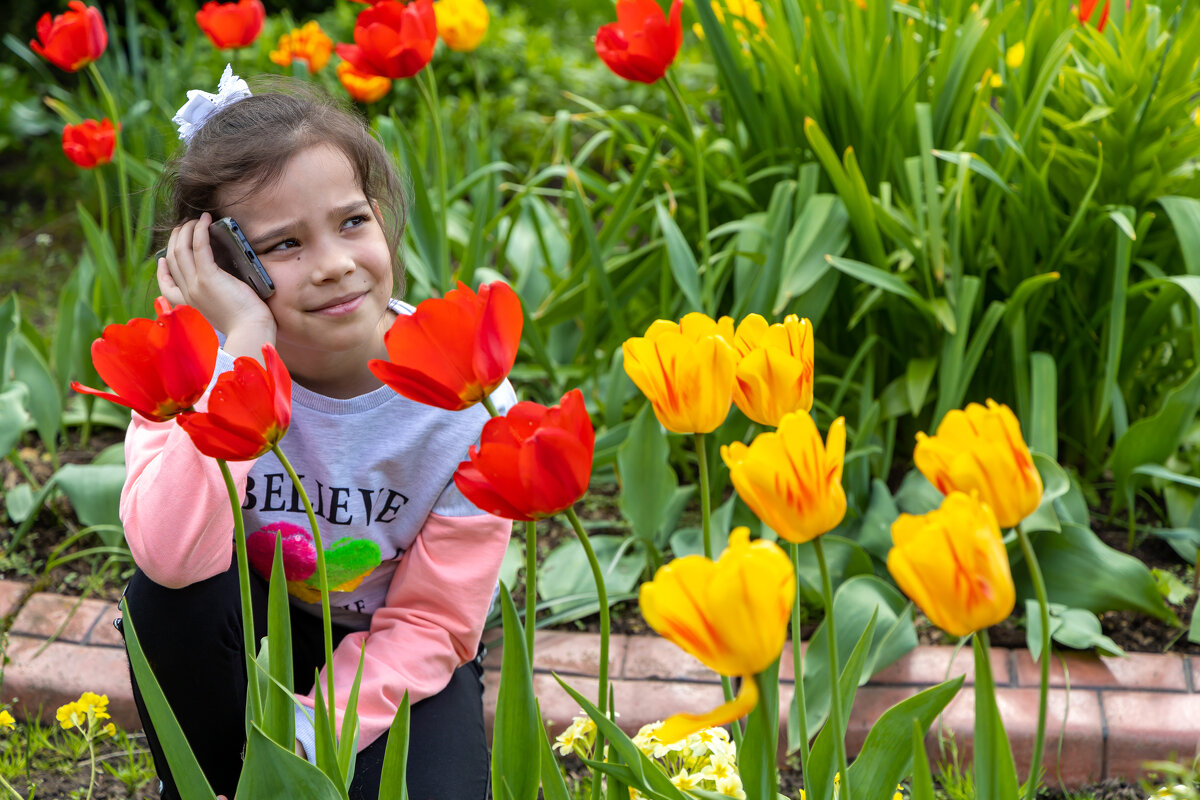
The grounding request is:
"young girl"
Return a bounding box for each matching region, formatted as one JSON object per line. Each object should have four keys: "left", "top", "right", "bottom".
{"left": 120, "top": 70, "right": 514, "bottom": 800}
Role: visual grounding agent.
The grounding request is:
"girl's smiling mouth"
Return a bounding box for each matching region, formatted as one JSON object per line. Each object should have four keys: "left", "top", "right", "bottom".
{"left": 310, "top": 293, "right": 365, "bottom": 315}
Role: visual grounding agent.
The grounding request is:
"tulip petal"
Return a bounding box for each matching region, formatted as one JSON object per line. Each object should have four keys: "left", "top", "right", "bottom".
{"left": 655, "top": 676, "right": 759, "bottom": 744}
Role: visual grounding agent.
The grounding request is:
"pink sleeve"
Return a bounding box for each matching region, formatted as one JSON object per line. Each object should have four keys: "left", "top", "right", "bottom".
{"left": 120, "top": 411, "right": 255, "bottom": 588}
{"left": 296, "top": 511, "right": 512, "bottom": 751}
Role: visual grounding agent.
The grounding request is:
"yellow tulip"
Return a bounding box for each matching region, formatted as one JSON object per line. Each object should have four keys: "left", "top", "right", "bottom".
{"left": 269, "top": 21, "right": 333, "bottom": 74}
{"left": 721, "top": 411, "right": 846, "bottom": 543}
{"left": 623, "top": 313, "right": 736, "bottom": 434}
{"left": 639, "top": 527, "right": 794, "bottom": 741}
{"left": 434, "top": 0, "right": 489, "bottom": 52}
{"left": 887, "top": 492, "right": 1015, "bottom": 637}
{"left": 731, "top": 313, "right": 814, "bottom": 427}
{"left": 913, "top": 399, "right": 1043, "bottom": 529}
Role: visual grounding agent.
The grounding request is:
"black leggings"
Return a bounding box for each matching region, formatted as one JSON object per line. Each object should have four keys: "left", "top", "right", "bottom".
{"left": 121, "top": 564, "right": 489, "bottom": 800}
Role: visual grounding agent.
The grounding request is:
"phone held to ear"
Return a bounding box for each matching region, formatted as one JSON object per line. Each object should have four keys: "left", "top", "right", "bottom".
{"left": 154, "top": 217, "right": 275, "bottom": 301}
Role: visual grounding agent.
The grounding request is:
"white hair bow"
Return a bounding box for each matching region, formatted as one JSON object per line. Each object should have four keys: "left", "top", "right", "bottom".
{"left": 172, "top": 64, "right": 252, "bottom": 144}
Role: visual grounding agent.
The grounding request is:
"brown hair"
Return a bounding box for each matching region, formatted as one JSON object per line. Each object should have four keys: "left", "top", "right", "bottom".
{"left": 157, "top": 76, "right": 407, "bottom": 295}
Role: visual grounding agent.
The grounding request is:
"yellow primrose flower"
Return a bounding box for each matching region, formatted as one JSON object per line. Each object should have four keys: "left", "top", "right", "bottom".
{"left": 913, "top": 399, "right": 1043, "bottom": 528}
{"left": 269, "top": 21, "right": 333, "bottom": 74}
{"left": 553, "top": 714, "right": 596, "bottom": 757}
{"left": 730, "top": 313, "right": 815, "bottom": 426}
{"left": 887, "top": 492, "right": 1016, "bottom": 637}
{"left": 0, "top": 710, "right": 14, "bottom": 731}
{"left": 623, "top": 312, "right": 737, "bottom": 434}
{"left": 435, "top": 0, "right": 490, "bottom": 52}
{"left": 100, "top": 722, "right": 117, "bottom": 738}
{"left": 722, "top": 411, "right": 847, "bottom": 543}
{"left": 639, "top": 528, "right": 793, "bottom": 742}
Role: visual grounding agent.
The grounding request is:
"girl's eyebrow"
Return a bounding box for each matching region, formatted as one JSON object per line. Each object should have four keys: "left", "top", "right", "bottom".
{"left": 246, "top": 201, "right": 371, "bottom": 250}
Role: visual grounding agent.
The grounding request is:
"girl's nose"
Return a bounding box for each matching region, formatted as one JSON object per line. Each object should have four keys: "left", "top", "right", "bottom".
{"left": 311, "top": 241, "right": 355, "bottom": 282}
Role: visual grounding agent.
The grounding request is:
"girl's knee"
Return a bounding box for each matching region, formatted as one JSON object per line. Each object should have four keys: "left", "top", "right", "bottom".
{"left": 122, "top": 565, "right": 245, "bottom": 643}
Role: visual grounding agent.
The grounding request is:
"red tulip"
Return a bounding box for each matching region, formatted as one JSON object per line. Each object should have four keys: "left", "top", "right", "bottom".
{"left": 1077, "top": 0, "right": 1109, "bottom": 30}
{"left": 335, "top": 0, "right": 438, "bottom": 80}
{"left": 71, "top": 298, "right": 219, "bottom": 422}
{"left": 369, "top": 281, "right": 523, "bottom": 411}
{"left": 454, "top": 389, "right": 594, "bottom": 521}
{"left": 61, "top": 119, "right": 116, "bottom": 169}
{"left": 195, "top": 0, "right": 265, "bottom": 50}
{"left": 176, "top": 344, "right": 292, "bottom": 461}
{"left": 30, "top": 1, "right": 108, "bottom": 72}
{"left": 595, "top": 0, "right": 682, "bottom": 84}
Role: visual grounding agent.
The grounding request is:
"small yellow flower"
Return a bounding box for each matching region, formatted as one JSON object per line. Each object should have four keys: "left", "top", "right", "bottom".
{"left": 0, "top": 710, "right": 14, "bottom": 731}
{"left": 989, "top": 72, "right": 1004, "bottom": 88}
{"left": 269, "top": 21, "right": 333, "bottom": 74}
{"left": 913, "top": 399, "right": 1043, "bottom": 528}
{"left": 1005, "top": 40, "right": 1025, "bottom": 69}
{"left": 56, "top": 701, "right": 83, "bottom": 730}
{"left": 100, "top": 722, "right": 117, "bottom": 738}
{"left": 553, "top": 714, "right": 596, "bottom": 757}
{"left": 434, "top": 0, "right": 490, "bottom": 52}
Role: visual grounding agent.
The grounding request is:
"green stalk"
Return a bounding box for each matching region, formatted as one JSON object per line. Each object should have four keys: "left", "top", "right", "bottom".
{"left": 663, "top": 72, "right": 711, "bottom": 306}
{"left": 1015, "top": 526, "right": 1050, "bottom": 798}
{"left": 752, "top": 672, "right": 778, "bottom": 800}
{"left": 86, "top": 63, "right": 133, "bottom": 282}
{"left": 0, "top": 775, "right": 22, "bottom": 800}
{"left": 273, "top": 445, "right": 336, "bottom": 731}
{"left": 564, "top": 505, "right": 609, "bottom": 800}
{"left": 482, "top": 394, "right": 499, "bottom": 418}
{"left": 813, "top": 537, "right": 850, "bottom": 800}
{"left": 416, "top": 67, "right": 452, "bottom": 292}
{"left": 217, "top": 459, "right": 262, "bottom": 728}
{"left": 694, "top": 432, "right": 713, "bottom": 559}
{"left": 524, "top": 520, "right": 537, "bottom": 661}
{"left": 84, "top": 734, "right": 96, "bottom": 800}
{"left": 93, "top": 169, "right": 109, "bottom": 239}
{"left": 789, "top": 543, "right": 810, "bottom": 787}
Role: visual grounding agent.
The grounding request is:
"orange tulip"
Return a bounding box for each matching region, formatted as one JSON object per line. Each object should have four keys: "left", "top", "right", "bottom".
{"left": 269, "top": 21, "right": 333, "bottom": 74}
{"left": 61, "top": 119, "right": 117, "bottom": 169}
{"left": 721, "top": 411, "right": 846, "bottom": 543}
{"left": 887, "top": 492, "right": 1015, "bottom": 637}
{"left": 71, "top": 298, "right": 219, "bottom": 422}
{"left": 454, "top": 389, "right": 594, "bottom": 521}
{"left": 176, "top": 344, "right": 292, "bottom": 461}
{"left": 336, "top": 0, "right": 438, "bottom": 80}
{"left": 913, "top": 399, "right": 1043, "bottom": 529}
{"left": 1077, "top": 0, "right": 1109, "bottom": 31}
{"left": 336, "top": 61, "right": 392, "bottom": 103}
{"left": 195, "top": 0, "right": 265, "bottom": 50}
{"left": 369, "top": 281, "right": 523, "bottom": 411}
{"left": 30, "top": 1, "right": 107, "bottom": 72}
{"left": 595, "top": 0, "right": 683, "bottom": 84}
{"left": 730, "top": 313, "right": 815, "bottom": 427}
{"left": 639, "top": 527, "right": 794, "bottom": 741}
{"left": 622, "top": 313, "right": 737, "bottom": 434}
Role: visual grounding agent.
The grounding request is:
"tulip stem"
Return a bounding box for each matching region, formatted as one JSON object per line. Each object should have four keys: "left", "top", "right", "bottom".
{"left": 813, "top": 537, "right": 851, "bottom": 800}
{"left": 87, "top": 63, "right": 133, "bottom": 294}
{"left": 525, "top": 520, "right": 537, "bottom": 661}
{"left": 789, "top": 543, "right": 811, "bottom": 788}
{"left": 663, "top": 72, "right": 710, "bottom": 307}
{"left": 274, "top": 445, "right": 337, "bottom": 738}
{"left": 1015, "top": 525, "right": 1050, "bottom": 799}
{"left": 416, "top": 66, "right": 452, "bottom": 293}
{"left": 753, "top": 671, "right": 778, "bottom": 800}
{"left": 694, "top": 432, "right": 713, "bottom": 560}
{"left": 482, "top": 394, "right": 499, "bottom": 418}
{"left": 565, "top": 505, "right": 609, "bottom": 800}
{"left": 218, "top": 459, "right": 263, "bottom": 730}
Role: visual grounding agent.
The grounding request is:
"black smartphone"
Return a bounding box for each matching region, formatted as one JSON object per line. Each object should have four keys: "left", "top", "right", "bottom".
{"left": 207, "top": 217, "right": 275, "bottom": 300}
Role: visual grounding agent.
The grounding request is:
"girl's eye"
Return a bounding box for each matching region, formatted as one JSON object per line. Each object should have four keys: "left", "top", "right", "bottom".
{"left": 342, "top": 214, "right": 370, "bottom": 230}
{"left": 268, "top": 238, "right": 300, "bottom": 252}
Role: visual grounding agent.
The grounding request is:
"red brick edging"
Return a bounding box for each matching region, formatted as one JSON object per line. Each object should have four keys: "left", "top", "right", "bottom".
{"left": 1, "top": 579, "right": 1197, "bottom": 787}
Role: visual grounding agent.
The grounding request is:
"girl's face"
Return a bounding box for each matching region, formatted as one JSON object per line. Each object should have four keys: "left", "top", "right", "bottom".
{"left": 217, "top": 144, "right": 394, "bottom": 395}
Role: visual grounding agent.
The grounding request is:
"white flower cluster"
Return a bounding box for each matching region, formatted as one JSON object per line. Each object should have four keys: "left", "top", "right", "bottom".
{"left": 1149, "top": 785, "right": 1197, "bottom": 799}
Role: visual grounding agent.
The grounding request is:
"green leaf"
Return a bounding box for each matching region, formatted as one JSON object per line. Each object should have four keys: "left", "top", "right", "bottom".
{"left": 972, "top": 636, "right": 1019, "bottom": 800}
{"left": 0, "top": 383, "right": 31, "bottom": 454}
{"left": 1016, "top": 523, "right": 1175, "bottom": 623}
{"left": 54, "top": 463, "right": 125, "bottom": 536}
{"left": 846, "top": 676, "right": 965, "bottom": 798}
{"left": 654, "top": 202, "right": 703, "bottom": 314}
{"left": 12, "top": 335, "right": 61, "bottom": 450}
{"left": 905, "top": 357, "right": 937, "bottom": 417}
{"left": 120, "top": 601, "right": 218, "bottom": 799}
{"left": 379, "top": 693, "right": 411, "bottom": 800}
{"left": 262, "top": 538, "right": 295, "bottom": 750}
{"left": 4, "top": 483, "right": 34, "bottom": 524}
{"left": 491, "top": 583, "right": 541, "bottom": 800}
{"left": 791, "top": 535, "right": 875, "bottom": 609}
{"left": 1095, "top": 206, "right": 1135, "bottom": 435}
{"left": 774, "top": 194, "right": 850, "bottom": 314}
{"left": 1111, "top": 365, "right": 1200, "bottom": 513}
{"left": 825, "top": 255, "right": 933, "bottom": 318}
{"left": 1159, "top": 196, "right": 1200, "bottom": 275}
{"left": 537, "top": 701, "right": 571, "bottom": 800}
{"left": 910, "top": 719, "right": 935, "bottom": 800}
{"left": 739, "top": 660, "right": 780, "bottom": 800}
{"left": 618, "top": 404, "right": 679, "bottom": 545}
{"left": 1190, "top": 604, "right": 1200, "bottom": 646}
{"left": 237, "top": 724, "right": 344, "bottom": 799}
{"left": 538, "top": 535, "right": 643, "bottom": 615}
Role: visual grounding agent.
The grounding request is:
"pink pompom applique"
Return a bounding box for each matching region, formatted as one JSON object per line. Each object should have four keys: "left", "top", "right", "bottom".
{"left": 246, "top": 521, "right": 318, "bottom": 581}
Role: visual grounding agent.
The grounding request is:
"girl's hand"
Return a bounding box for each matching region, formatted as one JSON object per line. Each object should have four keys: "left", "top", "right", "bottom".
{"left": 157, "top": 212, "right": 277, "bottom": 361}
